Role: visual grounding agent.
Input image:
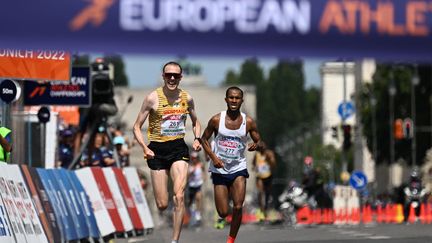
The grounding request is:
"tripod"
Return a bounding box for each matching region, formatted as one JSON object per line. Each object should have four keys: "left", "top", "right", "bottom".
{"left": 69, "top": 116, "right": 121, "bottom": 170}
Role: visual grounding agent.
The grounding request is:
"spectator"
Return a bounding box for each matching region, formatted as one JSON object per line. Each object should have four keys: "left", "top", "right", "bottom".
{"left": 137, "top": 169, "right": 148, "bottom": 191}
{"left": 56, "top": 129, "right": 75, "bottom": 168}
{"left": 0, "top": 125, "right": 12, "bottom": 163}
{"left": 80, "top": 132, "right": 115, "bottom": 167}
{"left": 113, "top": 135, "right": 130, "bottom": 167}
{"left": 187, "top": 151, "right": 206, "bottom": 224}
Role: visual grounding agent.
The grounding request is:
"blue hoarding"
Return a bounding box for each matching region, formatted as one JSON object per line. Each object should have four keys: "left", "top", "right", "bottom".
{"left": 53, "top": 169, "right": 90, "bottom": 240}
{"left": 66, "top": 170, "right": 100, "bottom": 238}
{"left": 1, "top": 0, "right": 432, "bottom": 59}
{"left": 38, "top": 169, "right": 79, "bottom": 241}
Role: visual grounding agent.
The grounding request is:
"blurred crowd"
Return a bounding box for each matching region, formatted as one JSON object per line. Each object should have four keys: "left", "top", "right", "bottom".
{"left": 55, "top": 124, "right": 132, "bottom": 169}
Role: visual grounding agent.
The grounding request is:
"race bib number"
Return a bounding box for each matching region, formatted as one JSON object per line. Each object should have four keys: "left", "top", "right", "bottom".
{"left": 257, "top": 164, "right": 271, "bottom": 175}
{"left": 216, "top": 139, "right": 243, "bottom": 163}
{"left": 161, "top": 114, "right": 186, "bottom": 136}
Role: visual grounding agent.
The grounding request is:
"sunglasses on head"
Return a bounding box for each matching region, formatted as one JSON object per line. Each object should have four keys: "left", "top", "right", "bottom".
{"left": 164, "top": 73, "right": 182, "bottom": 79}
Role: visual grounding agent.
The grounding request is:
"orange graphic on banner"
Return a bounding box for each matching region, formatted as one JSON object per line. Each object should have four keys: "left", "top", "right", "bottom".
{"left": 29, "top": 87, "right": 47, "bottom": 98}
{"left": 69, "top": 0, "right": 115, "bottom": 31}
{"left": 0, "top": 49, "right": 71, "bottom": 81}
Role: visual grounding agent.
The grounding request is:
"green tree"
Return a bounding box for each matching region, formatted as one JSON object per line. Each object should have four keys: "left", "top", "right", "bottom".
{"left": 359, "top": 64, "right": 432, "bottom": 166}
{"left": 223, "top": 69, "right": 239, "bottom": 85}
{"left": 263, "top": 60, "right": 306, "bottom": 147}
{"left": 222, "top": 59, "right": 322, "bottom": 180}
{"left": 103, "top": 55, "right": 129, "bottom": 87}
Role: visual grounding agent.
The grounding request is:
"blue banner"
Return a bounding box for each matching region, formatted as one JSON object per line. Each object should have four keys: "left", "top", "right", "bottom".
{"left": 23, "top": 67, "right": 90, "bottom": 106}
{"left": 53, "top": 169, "right": 90, "bottom": 240}
{"left": 38, "top": 169, "right": 79, "bottom": 241}
{"left": 25, "top": 166, "right": 63, "bottom": 243}
{"left": 36, "top": 168, "right": 66, "bottom": 242}
{"left": 66, "top": 170, "right": 100, "bottom": 238}
{"left": 2, "top": 0, "right": 432, "bottom": 59}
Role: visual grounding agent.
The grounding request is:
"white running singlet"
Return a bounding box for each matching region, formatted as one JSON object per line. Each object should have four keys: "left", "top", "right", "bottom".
{"left": 209, "top": 111, "right": 248, "bottom": 174}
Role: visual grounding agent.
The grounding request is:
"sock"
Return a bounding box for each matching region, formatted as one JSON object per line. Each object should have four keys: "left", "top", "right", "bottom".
{"left": 226, "top": 235, "right": 235, "bottom": 243}
{"left": 171, "top": 240, "right": 178, "bottom": 243}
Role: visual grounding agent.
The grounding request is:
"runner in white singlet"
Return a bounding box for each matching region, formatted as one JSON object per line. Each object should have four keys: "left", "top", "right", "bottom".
{"left": 199, "top": 86, "right": 263, "bottom": 243}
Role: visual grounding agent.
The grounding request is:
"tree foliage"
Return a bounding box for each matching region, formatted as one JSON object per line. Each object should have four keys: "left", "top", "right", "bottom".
{"left": 222, "top": 58, "right": 322, "bottom": 180}
{"left": 359, "top": 64, "right": 432, "bottom": 166}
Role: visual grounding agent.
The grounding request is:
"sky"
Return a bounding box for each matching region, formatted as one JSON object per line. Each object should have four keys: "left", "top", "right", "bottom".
{"left": 121, "top": 55, "right": 326, "bottom": 88}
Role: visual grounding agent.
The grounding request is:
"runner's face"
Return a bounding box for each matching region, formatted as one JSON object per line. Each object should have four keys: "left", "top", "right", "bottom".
{"left": 225, "top": 90, "right": 243, "bottom": 111}
{"left": 162, "top": 64, "right": 182, "bottom": 90}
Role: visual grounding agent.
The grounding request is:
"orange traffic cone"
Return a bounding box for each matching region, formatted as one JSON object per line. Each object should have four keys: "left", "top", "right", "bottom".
{"left": 328, "top": 209, "right": 335, "bottom": 224}
{"left": 334, "top": 208, "right": 344, "bottom": 225}
{"left": 322, "top": 209, "right": 329, "bottom": 224}
{"left": 350, "top": 208, "right": 360, "bottom": 225}
{"left": 297, "top": 206, "right": 312, "bottom": 225}
{"left": 339, "top": 208, "right": 347, "bottom": 225}
{"left": 394, "top": 204, "right": 405, "bottom": 224}
{"left": 362, "top": 205, "right": 373, "bottom": 224}
{"left": 420, "top": 203, "right": 427, "bottom": 224}
{"left": 407, "top": 204, "right": 416, "bottom": 224}
{"left": 385, "top": 204, "right": 394, "bottom": 224}
{"left": 426, "top": 203, "right": 432, "bottom": 224}
{"left": 314, "top": 209, "right": 322, "bottom": 224}
{"left": 376, "top": 205, "right": 385, "bottom": 223}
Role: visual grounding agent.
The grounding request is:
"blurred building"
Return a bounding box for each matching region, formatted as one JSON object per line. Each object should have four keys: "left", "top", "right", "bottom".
{"left": 320, "top": 60, "right": 378, "bottom": 185}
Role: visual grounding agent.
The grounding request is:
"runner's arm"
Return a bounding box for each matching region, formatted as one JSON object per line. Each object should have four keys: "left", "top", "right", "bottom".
{"left": 199, "top": 115, "right": 223, "bottom": 168}
{"left": 133, "top": 92, "right": 156, "bottom": 159}
{"left": 246, "top": 116, "right": 263, "bottom": 151}
{"left": 187, "top": 93, "right": 202, "bottom": 151}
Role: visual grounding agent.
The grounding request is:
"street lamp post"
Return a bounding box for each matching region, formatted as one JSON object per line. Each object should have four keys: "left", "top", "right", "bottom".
{"left": 411, "top": 65, "right": 419, "bottom": 166}
{"left": 389, "top": 72, "right": 396, "bottom": 166}
{"left": 341, "top": 61, "right": 348, "bottom": 173}
{"left": 370, "top": 94, "right": 378, "bottom": 168}
{"left": 370, "top": 92, "right": 378, "bottom": 199}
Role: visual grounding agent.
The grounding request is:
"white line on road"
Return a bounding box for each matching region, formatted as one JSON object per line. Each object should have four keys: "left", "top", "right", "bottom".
{"left": 368, "top": 236, "right": 391, "bottom": 240}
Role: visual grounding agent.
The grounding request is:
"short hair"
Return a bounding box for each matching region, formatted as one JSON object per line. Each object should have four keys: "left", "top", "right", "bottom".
{"left": 226, "top": 86, "right": 243, "bottom": 98}
{"left": 162, "top": 61, "right": 182, "bottom": 74}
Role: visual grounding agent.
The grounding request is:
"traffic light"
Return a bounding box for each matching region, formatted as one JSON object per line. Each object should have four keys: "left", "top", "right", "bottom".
{"left": 342, "top": 124, "right": 352, "bottom": 151}
{"left": 394, "top": 119, "right": 404, "bottom": 140}
{"left": 331, "top": 126, "right": 338, "bottom": 138}
{"left": 403, "top": 118, "right": 413, "bottom": 139}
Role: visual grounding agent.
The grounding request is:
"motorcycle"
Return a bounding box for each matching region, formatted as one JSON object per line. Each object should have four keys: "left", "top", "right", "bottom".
{"left": 403, "top": 181, "right": 427, "bottom": 221}
{"left": 278, "top": 184, "right": 310, "bottom": 225}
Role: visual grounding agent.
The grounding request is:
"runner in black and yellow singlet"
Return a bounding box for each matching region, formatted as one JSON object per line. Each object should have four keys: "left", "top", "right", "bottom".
{"left": 133, "top": 61, "right": 202, "bottom": 243}
{"left": 252, "top": 143, "right": 276, "bottom": 221}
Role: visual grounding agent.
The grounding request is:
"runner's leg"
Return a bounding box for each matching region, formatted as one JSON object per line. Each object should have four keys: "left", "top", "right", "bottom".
{"left": 214, "top": 184, "right": 230, "bottom": 217}
{"left": 229, "top": 176, "right": 246, "bottom": 238}
{"left": 170, "top": 160, "right": 189, "bottom": 241}
{"left": 151, "top": 169, "right": 169, "bottom": 211}
{"left": 256, "top": 178, "right": 265, "bottom": 217}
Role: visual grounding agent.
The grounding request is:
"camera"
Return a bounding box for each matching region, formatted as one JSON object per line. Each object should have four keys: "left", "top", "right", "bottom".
{"left": 89, "top": 59, "right": 118, "bottom": 117}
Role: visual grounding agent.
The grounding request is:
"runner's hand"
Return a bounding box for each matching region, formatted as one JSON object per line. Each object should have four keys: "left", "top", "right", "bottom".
{"left": 213, "top": 158, "right": 224, "bottom": 168}
{"left": 143, "top": 148, "right": 155, "bottom": 160}
{"left": 248, "top": 142, "right": 258, "bottom": 151}
{"left": 192, "top": 139, "right": 201, "bottom": 151}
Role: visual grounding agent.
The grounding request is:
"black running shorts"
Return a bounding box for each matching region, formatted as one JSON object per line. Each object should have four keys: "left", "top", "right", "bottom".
{"left": 211, "top": 169, "right": 249, "bottom": 186}
{"left": 147, "top": 138, "right": 190, "bottom": 170}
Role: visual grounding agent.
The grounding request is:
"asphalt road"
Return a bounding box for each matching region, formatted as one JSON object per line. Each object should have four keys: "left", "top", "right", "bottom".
{"left": 116, "top": 222, "right": 432, "bottom": 243}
